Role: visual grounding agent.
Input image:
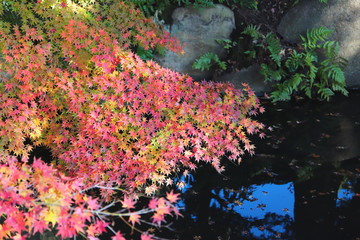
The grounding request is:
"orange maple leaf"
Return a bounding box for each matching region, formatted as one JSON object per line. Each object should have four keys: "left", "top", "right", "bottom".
{"left": 128, "top": 213, "right": 140, "bottom": 225}
{"left": 166, "top": 190, "right": 180, "bottom": 203}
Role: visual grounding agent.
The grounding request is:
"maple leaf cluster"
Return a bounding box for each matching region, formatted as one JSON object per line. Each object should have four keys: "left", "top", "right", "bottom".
{"left": 0, "top": 154, "right": 180, "bottom": 239}
{"left": 0, "top": 0, "right": 264, "bottom": 239}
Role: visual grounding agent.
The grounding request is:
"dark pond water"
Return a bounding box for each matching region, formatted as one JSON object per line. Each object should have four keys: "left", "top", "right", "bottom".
{"left": 166, "top": 91, "right": 360, "bottom": 240}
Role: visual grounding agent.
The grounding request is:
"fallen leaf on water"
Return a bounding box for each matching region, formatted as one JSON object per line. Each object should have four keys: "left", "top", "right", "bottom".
{"left": 257, "top": 204, "right": 266, "bottom": 209}
{"left": 234, "top": 200, "right": 243, "bottom": 206}
{"left": 336, "top": 146, "right": 346, "bottom": 149}
{"left": 321, "top": 133, "right": 331, "bottom": 138}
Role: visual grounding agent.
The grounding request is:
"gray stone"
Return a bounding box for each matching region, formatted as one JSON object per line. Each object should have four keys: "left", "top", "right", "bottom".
{"left": 278, "top": 0, "right": 360, "bottom": 87}
{"left": 155, "top": 4, "right": 235, "bottom": 80}
{"left": 214, "top": 65, "right": 270, "bottom": 94}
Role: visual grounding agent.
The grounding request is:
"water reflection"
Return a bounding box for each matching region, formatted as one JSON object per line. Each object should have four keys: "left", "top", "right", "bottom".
{"left": 169, "top": 92, "right": 360, "bottom": 240}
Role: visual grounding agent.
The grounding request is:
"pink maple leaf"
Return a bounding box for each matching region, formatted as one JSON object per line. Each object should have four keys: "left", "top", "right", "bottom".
{"left": 148, "top": 198, "right": 158, "bottom": 209}
{"left": 86, "top": 197, "right": 99, "bottom": 210}
{"left": 141, "top": 233, "right": 154, "bottom": 240}
{"left": 112, "top": 231, "right": 126, "bottom": 240}
{"left": 121, "top": 196, "right": 136, "bottom": 209}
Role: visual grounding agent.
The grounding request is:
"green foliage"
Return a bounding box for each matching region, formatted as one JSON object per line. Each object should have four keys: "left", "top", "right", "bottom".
{"left": 265, "top": 33, "right": 282, "bottom": 67}
{"left": 242, "top": 25, "right": 282, "bottom": 66}
{"left": 192, "top": 52, "right": 227, "bottom": 71}
{"left": 216, "top": 38, "right": 237, "bottom": 49}
{"left": 219, "top": 0, "right": 258, "bottom": 9}
{"left": 128, "top": 0, "right": 216, "bottom": 17}
{"left": 135, "top": 46, "right": 156, "bottom": 60}
{"left": 300, "top": 26, "right": 334, "bottom": 50}
{"left": 242, "top": 26, "right": 348, "bottom": 101}
{"left": 242, "top": 24, "right": 262, "bottom": 40}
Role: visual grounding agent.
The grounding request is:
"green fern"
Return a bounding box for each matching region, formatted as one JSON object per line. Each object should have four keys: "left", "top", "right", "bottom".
{"left": 260, "top": 64, "right": 284, "bottom": 82}
{"left": 192, "top": 52, "right": 226, "bottom": 71}
{"left": 242, "top": 24, "right": 262, "bottom": 40}
{"left": 300, "top": 27, "right": 334, "bottom": 50}
{"left": 265, "top": 33, "right": 282, "bottom": 67}
{"left": 317, "top": 87, "right": 334, "bottom": 101}
{"left": 216, "top": 39, "right": 237, "bottom": 50}
{"left": 243, "top": 25, "right": 347, "bottom": 101}
{"left": 285, "top": 50, "right": 303, "bottom": 72}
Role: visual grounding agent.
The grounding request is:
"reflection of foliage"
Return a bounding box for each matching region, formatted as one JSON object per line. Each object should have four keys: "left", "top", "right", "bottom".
{"left": 296, "top": 165, "right": 315, "bottom": 182}
{"left": 177, "top": 170, "right": 294, "bottom": 239}
{"left": 243, "top": 213, "right": 294, "bottom": 240}
{"left": 211, "top": 187, "right": 255, "bottom": 209}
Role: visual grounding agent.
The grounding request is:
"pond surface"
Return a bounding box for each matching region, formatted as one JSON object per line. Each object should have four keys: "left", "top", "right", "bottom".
{"left": 167, "top": 91, "right": 360, "bottom": 240}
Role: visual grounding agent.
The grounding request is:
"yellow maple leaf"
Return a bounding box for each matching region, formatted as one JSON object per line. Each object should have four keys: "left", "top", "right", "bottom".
{"left": 42, "top": 208, "right": 60, "bottom": 226}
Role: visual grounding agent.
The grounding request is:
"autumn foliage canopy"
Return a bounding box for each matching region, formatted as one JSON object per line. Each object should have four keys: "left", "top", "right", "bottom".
{"left": 0, "top": 0, "right": 264, "bottom": 239}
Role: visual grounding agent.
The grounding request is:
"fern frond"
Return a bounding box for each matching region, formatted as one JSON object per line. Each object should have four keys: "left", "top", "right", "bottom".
{"left": 323, "top": 65, "right": 345, "bottom": 84}
{"left": 288, "top": 73, "right": 304, "bottom": 91}
{"left": 304, "top": 86, "right": 312, "bottom": 98}
{"left": 192, "top": 52, "right": 226, "bottom": 71}
{"left": 260, "top": 64, "right": 284, "bottom": 82}
{"left": 322, "top": 40, "right": 339, "bottom": 58}
{"left": 332, "top": 84, "right": 349, "bottom": 96}
{"left": 301, "top": 27, "right": 334, "bottom": 50}
{"left": 242, "top": 25, "right": 262, "bottom": 40}
{"left": 270, "top": 84, "right": 292, "bottom": 101}
{"left": 265, "top": 33, "right": 282, "bottom": 67}
{"left": 317, "top": 87, "right": 334, "bottom": 101}
{"left": 285, "top": 50, "right": 303, "bottom": 72}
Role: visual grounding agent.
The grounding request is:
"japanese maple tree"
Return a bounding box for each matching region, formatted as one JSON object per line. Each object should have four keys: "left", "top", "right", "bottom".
{"left": 0, "top": 0, "right": 264, "bottom": 239}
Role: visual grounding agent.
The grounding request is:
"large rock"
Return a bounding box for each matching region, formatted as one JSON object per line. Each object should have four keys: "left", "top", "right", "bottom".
{"left": 156, "top": 4, "right": 235, "bottom": 80}
{"left": 213, "top": 65, "right": 270, "bottom": 95}
{"left": 278, "top": 0, "right": 360, "bottom": 87}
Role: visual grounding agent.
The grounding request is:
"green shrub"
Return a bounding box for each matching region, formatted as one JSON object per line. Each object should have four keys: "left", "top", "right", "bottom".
{"left": 242, "top": 25, "right": 348, "bottom": 101}
{"left": 192, "top": 52, "right": 227, "bottom": 71}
